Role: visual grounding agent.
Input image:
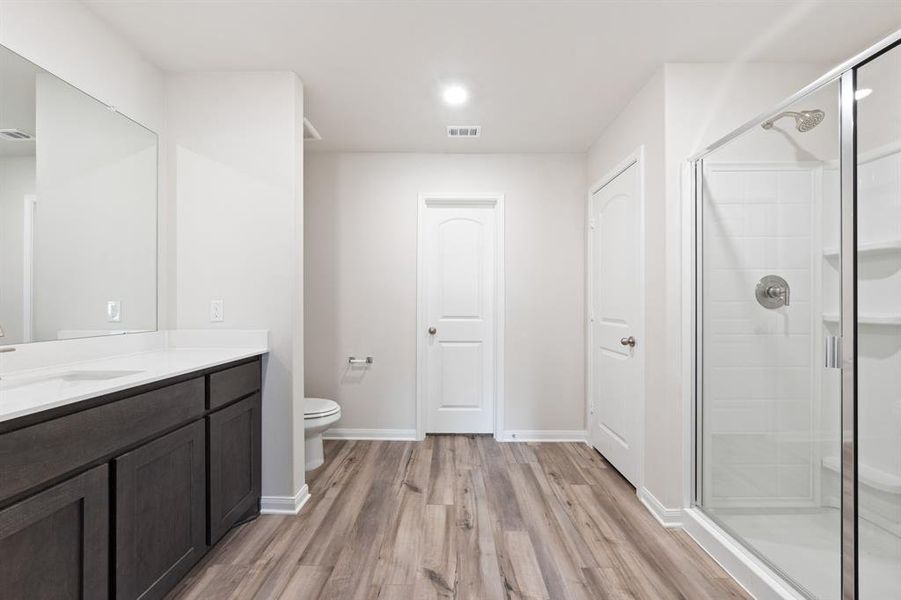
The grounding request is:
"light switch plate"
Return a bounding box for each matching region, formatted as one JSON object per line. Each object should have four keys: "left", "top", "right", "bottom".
{"left": 210, "top": 300, "right": 224, "bottom": 322}
{"left": 107, "top": 300, "right": 121, "bottom": 322}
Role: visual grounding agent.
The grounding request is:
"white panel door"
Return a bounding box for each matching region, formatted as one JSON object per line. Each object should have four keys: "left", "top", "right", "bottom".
{"left": 423, "top": 199, "right": 497, "bottom": 433}
{"left": 590, "top": 161, "right": 643, "bottom": 486}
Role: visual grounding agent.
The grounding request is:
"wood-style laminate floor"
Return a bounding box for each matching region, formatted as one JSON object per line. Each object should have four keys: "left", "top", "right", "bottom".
{"left": 168, "top": 436, "right": 749, "bottom": 599}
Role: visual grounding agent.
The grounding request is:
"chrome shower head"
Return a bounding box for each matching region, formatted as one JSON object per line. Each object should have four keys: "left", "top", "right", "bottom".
{"left": 761, "top": 109, "right": 825, "bottom": 132}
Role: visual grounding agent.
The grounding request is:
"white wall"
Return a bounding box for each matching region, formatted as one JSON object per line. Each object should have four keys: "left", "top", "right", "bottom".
{"left": 304, "top": 152, "right": 586, "bottom": 437}
{"left": 586, "top": 68, "right": 668, "bottom": 502}
{"left": 587, "top": 62, "right": 827, "bottom": 510}
{"left": 167, "top": 71, "right": 306, "bottom": 501}
{"left": 0, "top": 155, "right": 34, "bottom": 343}
{"left": 0, "top": 2, "right": 163, "bottom": 131}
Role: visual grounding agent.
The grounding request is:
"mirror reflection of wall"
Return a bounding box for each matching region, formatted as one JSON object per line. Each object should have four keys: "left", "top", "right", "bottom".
{"left": 0, "top": 45, "right": 157, "bottom": 344}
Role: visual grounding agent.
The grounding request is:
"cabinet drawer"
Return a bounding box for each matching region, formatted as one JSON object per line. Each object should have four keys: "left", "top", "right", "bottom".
{"left": 0, "top": 378, "right": 204, "bottom": 502}
{"left": 207, "top": 360, "right": 261, "bottom": 410}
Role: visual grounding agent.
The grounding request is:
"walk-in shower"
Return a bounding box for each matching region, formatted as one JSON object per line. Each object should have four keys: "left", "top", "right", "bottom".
{"left": 691, "top": 32, "right": 901, "bottom": 600}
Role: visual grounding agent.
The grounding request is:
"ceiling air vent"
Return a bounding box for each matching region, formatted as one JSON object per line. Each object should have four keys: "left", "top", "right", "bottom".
{"left": 0, "top": 128, "right": 34, "bottom": 141}
{"left": 447, "top": 125, "right": 481, "bottom": 138}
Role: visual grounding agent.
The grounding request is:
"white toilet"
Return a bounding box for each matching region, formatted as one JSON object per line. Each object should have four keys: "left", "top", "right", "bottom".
{"left": 304, "top": 397, "right": 341, "bottom": 471}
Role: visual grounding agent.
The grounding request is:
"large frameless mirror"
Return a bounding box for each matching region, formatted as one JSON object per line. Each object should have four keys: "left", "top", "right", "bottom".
{"left": 0, "top": 44, "right": 157, "bottom": 344}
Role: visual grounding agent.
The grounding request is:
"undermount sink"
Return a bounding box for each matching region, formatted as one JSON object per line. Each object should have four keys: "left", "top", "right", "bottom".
{"left": 1, "top": 369, "right": 144, "bottom": 391}
{"left": 58, "top": 370, "right": 144, "bottom": 381}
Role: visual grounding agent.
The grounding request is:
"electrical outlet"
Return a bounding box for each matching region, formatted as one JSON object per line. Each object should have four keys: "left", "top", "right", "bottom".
{"left": 107, "top": 300, "right": 121, "bottom": 322}
{"left": 210, "top": 300, "right": 224, "bottom": 322}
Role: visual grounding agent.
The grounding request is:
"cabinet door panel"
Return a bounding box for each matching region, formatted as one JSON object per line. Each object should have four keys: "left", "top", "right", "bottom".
{"left": 115, "top": 421, "right": 206, "bottom": 600}
{"left": 208, "top": 392, "right": 261, "bottom": 544}
{"left": 0, "top": 465, "right": 108, "bottom": 600}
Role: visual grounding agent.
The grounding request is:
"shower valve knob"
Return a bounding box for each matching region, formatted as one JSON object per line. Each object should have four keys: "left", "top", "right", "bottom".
{"left": 756, "top": 275, "right": 791, "bottom": 309}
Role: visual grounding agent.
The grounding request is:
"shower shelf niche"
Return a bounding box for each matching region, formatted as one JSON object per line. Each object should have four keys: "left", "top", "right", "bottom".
{"left": 822, "top": 456, "right": 901, "bottom": 495}
{"left": 823, "top": 239, "right": 901, "bottom": 259}
{"left": 822, "top": 313, "right": 901, "bottom": 326}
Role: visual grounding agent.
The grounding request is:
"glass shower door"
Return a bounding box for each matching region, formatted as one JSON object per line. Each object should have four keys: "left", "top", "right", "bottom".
{"left": 855, "top": 43, "right": 901, "bottom": 599}
{"left": 697, "top": 79, "right": 843, "bottom": 599}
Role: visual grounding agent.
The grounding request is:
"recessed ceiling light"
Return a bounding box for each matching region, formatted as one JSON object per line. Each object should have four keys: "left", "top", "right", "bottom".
{"left": 442, "top": 84, "right": 469, "bottom": 106}
{"left": 855, "top": 88, "right": 873, "bottom": 100}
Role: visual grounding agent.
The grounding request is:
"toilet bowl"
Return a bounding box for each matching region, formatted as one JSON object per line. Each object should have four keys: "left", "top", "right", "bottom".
{"left": 304, "top": 397, "right": 341, "bottom": 471}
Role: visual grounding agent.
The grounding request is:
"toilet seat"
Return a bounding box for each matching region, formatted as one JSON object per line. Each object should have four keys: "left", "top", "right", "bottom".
{"left": 305, "top": 397, "right": 340, "bottom": 420}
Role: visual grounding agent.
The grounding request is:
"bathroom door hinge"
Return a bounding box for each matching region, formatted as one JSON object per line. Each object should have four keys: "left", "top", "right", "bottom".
{"left": 824, "top": 336, "right": 842, "bottom": 369}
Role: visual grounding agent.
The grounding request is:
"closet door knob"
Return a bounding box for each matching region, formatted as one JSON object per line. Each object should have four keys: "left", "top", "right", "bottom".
{"left": 428, "top": 327, "right": 437, "bottom": 335}
{"left": 620, "top": 336, "right": 636, "bottom": 348}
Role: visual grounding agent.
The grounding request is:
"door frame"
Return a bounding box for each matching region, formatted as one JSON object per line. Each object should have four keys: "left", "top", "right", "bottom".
{"left": 22, "top": 194, "right": 36, "bottom": 342}
{"left": 586, "top": 146, "right": 646, "bottom": 489}
{"left": 416, "top": 192, "right": 505, "bottom": 441}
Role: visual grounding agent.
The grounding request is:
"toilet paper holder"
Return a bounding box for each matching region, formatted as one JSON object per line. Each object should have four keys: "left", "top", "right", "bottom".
{"left": 348, "top": 356, "right": 373, "bottom": 365}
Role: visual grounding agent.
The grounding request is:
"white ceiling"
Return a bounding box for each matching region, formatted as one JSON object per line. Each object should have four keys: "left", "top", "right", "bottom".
{"left": 85, "top": 0, "right": 901, "bottom": 153}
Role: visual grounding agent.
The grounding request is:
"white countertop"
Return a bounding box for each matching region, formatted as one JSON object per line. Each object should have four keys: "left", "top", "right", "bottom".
{"left": 0, "top": 331, "right": 267, "bottom": 424}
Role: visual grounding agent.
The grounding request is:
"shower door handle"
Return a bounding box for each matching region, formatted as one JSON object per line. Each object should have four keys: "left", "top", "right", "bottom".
{"left": 825, "top": 336, "right": 842, "bottom": 369}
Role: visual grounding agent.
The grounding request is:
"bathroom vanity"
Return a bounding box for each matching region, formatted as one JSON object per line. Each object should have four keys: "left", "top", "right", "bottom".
{"left": 0, "top": 32, "right": 272, "bottom": 600}
{"left": 0, "top": 348, "right": 265, "bottom": 600}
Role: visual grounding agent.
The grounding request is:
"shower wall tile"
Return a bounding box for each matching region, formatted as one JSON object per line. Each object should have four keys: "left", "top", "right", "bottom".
{"left": 858, "top": 153, "right": 901, "bottom": 243}
{"left": 708, "top": 203, "right": 812, "bottom": 239}
{"left": 707, "top": 335, "right": 811, "bottom": 367}
{"left": 708, "top": 366, "right": 810, "bottom": 400}
{"left": 704, "top": 165, "right": 816, "bottom": 506}
{"left": 707, "top": 300, "right": 811, "bottom": 335}
{"left": 707, "top": 268, "right": 810, "bottom": 302}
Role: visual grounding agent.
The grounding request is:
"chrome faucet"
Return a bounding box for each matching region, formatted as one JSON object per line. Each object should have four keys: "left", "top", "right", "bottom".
{"left": 0, "top": 323, "right": 16, "bottom": 355}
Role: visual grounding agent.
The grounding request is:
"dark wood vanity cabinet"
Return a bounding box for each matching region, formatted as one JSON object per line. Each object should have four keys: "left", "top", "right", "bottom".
{"left": 208, "top": 392, "right": 262, "bottom": 545}
{"left": 0, "top": 356, "right": 263, "bottom": 600}
{"left": 115, "top": 420, "right": 207, "bottom": 600}
{"left": 0, "top": 465, "right": 110, "bottom": 600}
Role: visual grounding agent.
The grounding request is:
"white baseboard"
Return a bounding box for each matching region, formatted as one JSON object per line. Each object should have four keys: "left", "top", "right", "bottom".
{"left": 323, "top": 429, "right": 586, "bottom": 443}
{"left": 682, "top": 508, "right": 804, "bottom": 600}
{"left": 323, "top": 428, "right": 418, "bottom": 441}
{"left": 260, "top": 484, "right": 310, "bottom": 515}
{"left": 496, "top": 430, "right": 588, "bottom": 442}
{"left": 637, "top": 487, "right": 683, "bottom": 528}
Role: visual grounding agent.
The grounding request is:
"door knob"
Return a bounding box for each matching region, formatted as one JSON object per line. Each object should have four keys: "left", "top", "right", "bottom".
{"left": 620, "top": 336, "right": 636, "bottom": 348}
{"left": 428, "top": 327, "right": 437, "bottom": 335}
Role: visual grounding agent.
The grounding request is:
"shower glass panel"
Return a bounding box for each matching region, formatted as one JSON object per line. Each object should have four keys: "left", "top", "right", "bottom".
{"left": 698, "top": 80, "right": 842, "bottom": 599}
{"left": 856, "top": 44, "right": 901, "bottom": 598}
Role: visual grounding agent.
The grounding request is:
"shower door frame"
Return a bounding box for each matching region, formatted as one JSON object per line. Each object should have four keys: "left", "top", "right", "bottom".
{"left": 687, "top": 29, "right": 901, "bottom": 600}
